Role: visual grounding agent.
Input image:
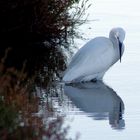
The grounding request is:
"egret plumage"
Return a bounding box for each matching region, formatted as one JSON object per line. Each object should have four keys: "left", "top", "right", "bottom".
{"left": 63, "top": 27, "right": 126, "bottom": 83}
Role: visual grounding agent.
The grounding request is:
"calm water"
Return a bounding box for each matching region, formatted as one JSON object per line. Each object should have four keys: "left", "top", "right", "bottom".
{"left": 57, "top": 0, "right": 140, "bottom": 139}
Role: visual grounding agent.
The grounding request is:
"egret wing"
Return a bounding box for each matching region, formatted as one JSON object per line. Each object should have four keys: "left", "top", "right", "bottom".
{"left": 63, "top": 37, "right": 114, "bottom": 82}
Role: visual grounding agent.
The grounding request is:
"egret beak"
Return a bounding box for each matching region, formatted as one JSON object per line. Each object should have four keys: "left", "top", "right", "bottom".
{"left": 117, "top": 37, "right": 122, "bottom": 63}
{"left": 119, "top": 40, "right": 122, "bottom": 63}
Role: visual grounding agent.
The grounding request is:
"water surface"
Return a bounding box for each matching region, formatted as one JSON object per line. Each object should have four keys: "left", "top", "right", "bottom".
{"left": 57, "top": 0, "right": 140, "bottom": 139}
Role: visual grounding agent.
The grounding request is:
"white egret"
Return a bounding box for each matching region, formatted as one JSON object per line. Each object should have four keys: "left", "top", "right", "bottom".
{"left": 63, "top": 27, "right": 125, "bottom": 83}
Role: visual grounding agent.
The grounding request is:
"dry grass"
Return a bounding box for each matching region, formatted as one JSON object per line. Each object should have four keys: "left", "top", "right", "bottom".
{"left": 0, "top": 60, "right": 70, "bottom": 140}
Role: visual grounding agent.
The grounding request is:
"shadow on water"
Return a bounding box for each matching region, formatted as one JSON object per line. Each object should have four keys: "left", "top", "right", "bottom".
{"left": 64, "top": 81, "right": 125, "bottom": 130}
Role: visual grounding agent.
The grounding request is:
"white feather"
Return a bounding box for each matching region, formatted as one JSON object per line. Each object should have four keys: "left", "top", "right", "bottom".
{"left": 63, "top": 27, "right": 125, "bottom": 83}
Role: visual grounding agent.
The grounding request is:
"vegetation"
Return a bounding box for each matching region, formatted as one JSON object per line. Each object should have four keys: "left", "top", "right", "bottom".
{"left": 0, "top": 61, "right": 70, "bottom": 140}
{"left": 0, "top": 0, "right": 89, "bottom": 77}
{"left": 0, "top": 0, "right": 87, "bottom": 45}
{"left": 0, "top": 0, "right": 89, "bottom": 139}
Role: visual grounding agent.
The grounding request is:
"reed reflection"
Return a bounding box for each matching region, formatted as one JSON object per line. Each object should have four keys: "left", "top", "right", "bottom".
{"left": 64, "top": 81, "right": 125, "bottom": 130}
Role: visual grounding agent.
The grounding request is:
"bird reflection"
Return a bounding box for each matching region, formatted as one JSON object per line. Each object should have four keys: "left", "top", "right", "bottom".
{"left": 64, "top": 81, "right": 125, "bottom": 130}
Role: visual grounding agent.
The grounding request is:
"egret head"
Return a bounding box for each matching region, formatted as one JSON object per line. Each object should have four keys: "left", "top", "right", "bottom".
{"left": 109, "top": 27, "right": 125, "bottom": 62}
